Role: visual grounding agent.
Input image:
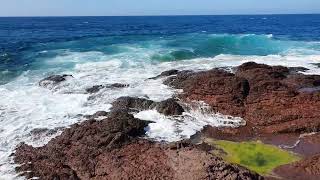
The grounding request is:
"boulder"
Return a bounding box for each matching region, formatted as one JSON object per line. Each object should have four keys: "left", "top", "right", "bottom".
{"left": 152, "top": 98, "right": 185, "bottom": 116}
{"left": 39, "top": 74, "right": 73, "bottom": 88}
{"left": 111, "top": 96, "right": 184, "bottom": 116}
{"left": 86, "top": 83, "right": 129, "bottom": 94}
{"left": 149, "top": 69, "right": 179, "bottom": 79}
{"left": 164, "top": 69, "right": 249, "bottom": 117}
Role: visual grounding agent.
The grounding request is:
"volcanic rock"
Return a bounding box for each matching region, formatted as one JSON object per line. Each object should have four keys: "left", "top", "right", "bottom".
{"left": 111, "top": 96, "right": 184, "bottom": 116}
{"left": 274, "top": 154, "right": 320, "bottom": 180}
{"left": 164, "top": 62, "right": 320, "bottom": 135}
{"left": 164, "top": 69, "right": 250, "bottom": 117}
{"left": 14, "top": 109, "right": 149, "bottom": 179}
{"left": 14, "top": 109, "right": 262, "bottom": 180}
{"left": 111, "top": 96, "right": 154, "bottom": 112}
{"left": 86, "top": 83, "right": 129, "bottom": 93}
{"left": 83, "top": 111, "right": 109, "bottom": 120}
{"left": 149, "top": 69, "right": 180, "bottom": 79}
{"left": 39, "top": 74, "right": 73, "bottom": 88}
{"left": 151, "top": 98, "right": 185, "bottom": 116}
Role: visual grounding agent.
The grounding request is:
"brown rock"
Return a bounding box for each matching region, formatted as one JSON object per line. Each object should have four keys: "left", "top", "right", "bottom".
{"left": 274, "top": 154, "right": 320, "bottom": 180}
{"left": 164, "top": 62, "right": 320, "bottom": 135}
{"left": 164, "top": 69, "right": 249, "bottom": 117}
{"left": 111, "top": 96, "right": 184, "bottom": 116}
{"left": 14, "top": 109, "right": 262, "bottom": 180}
{"left": 162, "top": 62, "right": 320, "bottom": 179}
{"left": 14, "top": 109, "right": 149, "bottom": 179}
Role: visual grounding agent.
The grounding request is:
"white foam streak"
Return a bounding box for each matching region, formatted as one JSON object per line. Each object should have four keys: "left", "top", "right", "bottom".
{"left": 135, "top": 102, "right": 245, "bottom": 142}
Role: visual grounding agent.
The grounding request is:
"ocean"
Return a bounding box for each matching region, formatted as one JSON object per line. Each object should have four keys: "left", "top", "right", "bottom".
{"left": 1, "top": 15, "right": 320, "bottom": 179}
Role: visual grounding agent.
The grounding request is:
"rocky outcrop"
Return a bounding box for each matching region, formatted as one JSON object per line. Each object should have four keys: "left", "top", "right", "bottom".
{"left": 16, "top": 62, "right": 320, "bottom": 180}
{"left": 152, "top": 98, "right": 185, "bottom": 116}
{"left": 14, "top": 109, "right": 262, "bottom": 180}
{"left": 83, "top": 111, "right": 109, "bottom": 120}
{"left": 163, "top": 62, "right": 320, "bottom": 179}
{"left": 164, "top": 62, "right": 320, "bottom": 135}
{"left": 111, "top": 96, "right": 184, "bottom": 116}
{"left": 111, "top": 96, "right": 154, "bottom": 112}
{"left": 274, "top": 154, "right": 320, "bottom": 180}
{"left": 86, "top": 83, "right": 129, "bottom": 94}
{"left": 149, "top": 69, "right": 179, "bottom": 79}
{"left": 39, "top": 74, "right": 73, "bottom": 88}
{"left": 14, "top": 109, "right": 150, "bottom": 179}
{"left": 164, "top": 69, "right": 249, "bottom": 117}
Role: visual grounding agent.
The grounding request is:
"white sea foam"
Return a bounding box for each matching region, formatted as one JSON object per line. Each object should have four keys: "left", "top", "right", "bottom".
{"left": 1, "top": 38, "right": 320, "bottom": 178}
{"left": 135, "top": 102, "right": 245, "bottom": 142}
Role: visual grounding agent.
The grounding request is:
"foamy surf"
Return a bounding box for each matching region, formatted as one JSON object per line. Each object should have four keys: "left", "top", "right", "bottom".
{"left": 135, "top": 102, "right": 245, "bottom": 142}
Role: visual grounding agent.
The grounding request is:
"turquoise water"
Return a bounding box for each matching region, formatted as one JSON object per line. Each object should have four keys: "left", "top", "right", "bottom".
{"left": 2, "top": 33, "right": 320, "bottom": 85}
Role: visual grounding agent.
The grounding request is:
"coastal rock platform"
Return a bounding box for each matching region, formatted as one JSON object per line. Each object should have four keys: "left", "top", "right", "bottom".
{"left": 14, "top": 62, "right": 320, "bottom": 180}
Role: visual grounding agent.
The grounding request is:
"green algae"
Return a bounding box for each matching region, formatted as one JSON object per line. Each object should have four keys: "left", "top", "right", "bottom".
{"left": 206, "top": 139, "right": 300, "bottom": 175}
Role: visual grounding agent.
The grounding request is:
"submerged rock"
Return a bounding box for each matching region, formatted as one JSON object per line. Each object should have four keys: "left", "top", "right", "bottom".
{"left": 311, "top": 63, "right": 320, "bottom": 68}
{"left": 85, "top": 85, "right": 105, "bottom": 94}
{"left": 151, "top": 98, "right": 185, "bottom": 116}
{"left": 29, "top": 128, "right": 61, "bottom": 137}
{"left": 83, "top": 111, "right": 109, "bottom": 120}
{"left": 111, "top": 96, "right": 154, "bottom": 112}
{"left": 86, "top": 83, "right": 129, "bottom": 93}
{"left": 289, "top": 66, "right": 310, "bottom": 73}
{"left": 149, "top": 69, "right": 180, "bottom": 79}
{"left": 111, "top": 96, "right": 184, "bottom": 116}
{"left": 39, "top": 74, "right": 73, "bottom": 88}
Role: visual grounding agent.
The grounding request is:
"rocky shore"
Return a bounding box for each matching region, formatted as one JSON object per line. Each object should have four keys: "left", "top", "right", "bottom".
{"left": 14, "top": 62, "right": 320, "bottom": 179}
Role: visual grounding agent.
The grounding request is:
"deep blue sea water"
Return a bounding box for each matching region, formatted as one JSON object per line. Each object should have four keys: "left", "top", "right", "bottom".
{"left": 1, "top": 15, "right": 320, "bottom": 179}
{"left": 1, "top": 15, "right": 320, "bottom": 84}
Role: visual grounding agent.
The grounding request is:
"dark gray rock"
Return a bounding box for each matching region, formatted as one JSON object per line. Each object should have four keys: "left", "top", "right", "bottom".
{"left": 86, "top": 83, "right": 129, "bottom": 94}
{"left": 111, "top": 96, "right": 184, "bottom": 116}
{"left": 39, "top": 74, "right": 73, "bottom": 88}
{"left": 149, "top": 69, "right": 180, "bottom": 80}
{"left": 84, "top": 111, "right": 109, "bottom": 119}
{"left": 151, "top": 98, "right": 185, "bottom": 116}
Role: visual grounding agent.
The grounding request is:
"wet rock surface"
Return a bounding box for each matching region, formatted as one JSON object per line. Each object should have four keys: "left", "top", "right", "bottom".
{"left": 274, "top": 154, "right": 320, "bottom": 180}
{"left": 164, "top": 62, "right": 320, "bottom": 179}
{"left": 14, "top": 109, "right": 262, "bottom": 180}
{"left": 149, "top": 69, "right": 180, "bottom": 79}
{"left": 86, "top": 83, "right": 129, "bottom": 93}
{"left": 164, "top": 62, "right": 320, "bottom": 135}
{"left": 164, "top": 69, "right": 250, "bottom": 117}
{"left": 111, "top": 96, "right": 184, "bottom": 116}
{"left": 14, "top": 109, "right": 150, "bottom": 179}
{"left": 83, "top": 111, "right": 109, "bottom": 120}
{"left": 39, "top": 74, "right": 73, "bottom": 88}
{"left": 14, "top": 62, "right": 320, "bottom": 180}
